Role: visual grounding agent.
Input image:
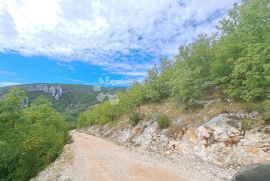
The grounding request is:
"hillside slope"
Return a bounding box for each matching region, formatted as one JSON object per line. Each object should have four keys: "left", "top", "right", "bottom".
{"left": 0, "top": 84, "right": 124, "bottom": 112}
{"left": 80, "top": 99, "right": 270, "bottom": 180}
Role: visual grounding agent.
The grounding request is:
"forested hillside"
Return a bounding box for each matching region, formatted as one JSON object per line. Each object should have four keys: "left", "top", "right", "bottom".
{"left": 0, "top": 84, "right": 124, "bottom": 181}
{"left": 0, "top": 84, "right": 124, "bottom": 112}
{"left": 79, "top": 0, "right": 270, "bottom": 127}
{"left": 0, "top": 88, "right": 69, "bottom": 181}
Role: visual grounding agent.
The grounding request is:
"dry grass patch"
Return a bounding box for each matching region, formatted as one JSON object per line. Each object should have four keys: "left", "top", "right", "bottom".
{"left": 140, "top": 100, "right": 186, "bottom": 120}
{"left": 165, "top": 123, "right": 187, "bottom": 139}
{"left": 109, "top": 99, "right": 264, "bottom": 136}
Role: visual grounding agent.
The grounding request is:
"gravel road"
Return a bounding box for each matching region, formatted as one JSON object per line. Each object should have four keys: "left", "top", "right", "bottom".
{"left": 72, "top": 132, "right": 184, "bottom": 181}
{"left": 34, "top": 131, "right": 236, "bottom": 181}
{"left": 34, "top": 131, "right": 185, "bottom": 181}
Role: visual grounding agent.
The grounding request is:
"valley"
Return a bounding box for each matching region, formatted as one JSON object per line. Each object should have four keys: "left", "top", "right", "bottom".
{"left": 0, "top": 84, "right": 124, "bottom": 112}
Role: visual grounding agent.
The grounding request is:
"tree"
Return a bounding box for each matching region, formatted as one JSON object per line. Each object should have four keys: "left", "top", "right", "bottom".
{"left": 215, "top": 0, "right": 270, "bottom": 101}
{"left": 144, "top": 59, "right": 173, "bottom": 100}
{"left": 227, "top": 43, "right": 270, "bottom": 101}
{"left": 172, "top": 63, "right": 205, "bottom": 105}
{"left": 172, "top": 35, "right": 214, "bottom": 105}
{"left": 23, "top": 96, "right": 67, "bottom": 129}
{"left": 0, "top": 87, "right": 26, "bottom": 128}
{"left": 0, "top": 94, "right": 69, "bottom": 181}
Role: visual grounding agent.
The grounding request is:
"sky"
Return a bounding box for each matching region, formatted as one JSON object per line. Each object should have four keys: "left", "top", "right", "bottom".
{"left": 0, "top": 0, "right": 240, "bottom": 87}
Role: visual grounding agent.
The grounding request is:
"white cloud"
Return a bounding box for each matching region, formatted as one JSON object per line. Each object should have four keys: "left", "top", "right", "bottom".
{"left": 0, "top": 0, "right": 240, "bottom": 76}
{"left": 0, "top": 81, "right": 22, "bottom": 87}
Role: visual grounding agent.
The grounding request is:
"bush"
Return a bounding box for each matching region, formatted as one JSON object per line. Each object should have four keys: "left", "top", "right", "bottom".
{"left": 241, "top": 119, "right": 253, "bottom": 131}
{"left": 129, "top": 112, "right": 141, "bottom": 126}
{"left": 262, "top": 100, "right": 270, "bottom": 125}
{"left": 157, "top": 116, "right": 171, "bottom": 129}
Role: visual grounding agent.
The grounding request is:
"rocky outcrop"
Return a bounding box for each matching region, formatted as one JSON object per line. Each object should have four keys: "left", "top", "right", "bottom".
{"left": 21, "top": 97, "right": 29, "bottom": 107}
{"left": 182, "top": 112, "right": 270, "bottom": 167}
{"left": 82, "top": 112, "right": 270, "bottom": 169}
{"left": 24, "top": 84, "right": 63, "bottom": 100}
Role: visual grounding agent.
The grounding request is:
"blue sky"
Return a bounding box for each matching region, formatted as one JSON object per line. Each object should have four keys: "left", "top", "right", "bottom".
{"left": 0, "top": 53, "right": 140, "bottom": 87}
{"left": 0, "top": 0, "right": 240, "bottom": 87}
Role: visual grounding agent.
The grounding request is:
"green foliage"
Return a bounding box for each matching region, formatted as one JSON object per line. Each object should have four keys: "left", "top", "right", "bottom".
{"left": 0, "top": 84, "right": 124, "bottom": 112}
{"left": 79, "top": 101, "right": 121, "bottom": 126}
{"left": 262, "top": 100, "right": 270, "bottom": 125}
{"left": 0, "top": 87, "right": 26, "bottom": 128}
{"left": 216, "top": 0, "right": 270, "bottom": 101}
{"left": 172, "top": 35, "right": 213, "bottom": 105}
{"left": 79, "top": 83, "right": 149, "bottom": 127}
{"left": 129, "top": 112, "right": 142, "bottom": 126}
{"left": 64, "top": 111, "right": 80, "bottom": 128}
{"left": 0, "top": 88, "right": 69, "bottom": 181}
{"left": 144, "top": 59, "right": 173, "bottom": 100}
{"left": 172, "top": 64, "right": 205, "bottom": 105}
{"left": 157, "top": 116, "right": 171, "bottom": 129}
{"left": 241, "top": 119, "right": 253, "bottom": 131}
{"left": 226, "top": 43, "right": 270, "bottom": 101}
{"left": 79, "top": 0, "right": 270, "bottom": 128}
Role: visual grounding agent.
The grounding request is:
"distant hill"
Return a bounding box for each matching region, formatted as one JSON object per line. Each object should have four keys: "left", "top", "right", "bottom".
{"left": 0, "top": 84, "right": 125, "bottom": 112}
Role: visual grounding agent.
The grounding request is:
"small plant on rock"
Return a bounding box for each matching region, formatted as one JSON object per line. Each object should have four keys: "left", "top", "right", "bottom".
{"left": 129, "top": 112, "right": 142, "bottom": 126}
{"left": 241, "top": 119, "right": 253, "bottom": 131}
{"left": 157, "top": 116, "right": 171, "bottom": 129}
{"left": 262, "top": 100, "right": 270, "bottom": 125}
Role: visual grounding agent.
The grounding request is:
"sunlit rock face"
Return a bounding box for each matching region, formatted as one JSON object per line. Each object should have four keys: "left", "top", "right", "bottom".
{"left": 184, "top": 112, "right": 270, "bottom": 167}
{"left": 25, "top": 84, "right": 63, "bottom": 100}
{"left": 21, "top": 97, "right": 29, "bottom": 107}
{"left": 83, "top": 111, "right": 270, "bottom": 168}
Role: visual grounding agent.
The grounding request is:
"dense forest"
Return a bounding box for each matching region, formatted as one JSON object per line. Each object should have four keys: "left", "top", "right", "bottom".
{"left": 0, "top": 88, "right": 70, "bottom": 181}
{"left": 79, "top": 0, "right": 270, "bottom": 127}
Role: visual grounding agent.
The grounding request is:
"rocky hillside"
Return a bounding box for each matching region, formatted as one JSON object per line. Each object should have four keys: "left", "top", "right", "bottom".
{"left": 0, "top": 84, "right": 124, "bottom": 112}
{"left": 80, "top": 99, "right": 270, "bottom": 180}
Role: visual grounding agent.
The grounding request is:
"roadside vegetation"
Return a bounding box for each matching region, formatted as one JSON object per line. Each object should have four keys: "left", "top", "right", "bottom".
{"left": 0, "top": 88, "right": 70, "bottom": 181}
{"left": 79, "top": 0, "right": 270, "bottom": 127}
{"left": 1, "top": 1, "right": 268, "bottom": 180}
{"left": 157, "top": 116, "right": 171, "bottom": 129}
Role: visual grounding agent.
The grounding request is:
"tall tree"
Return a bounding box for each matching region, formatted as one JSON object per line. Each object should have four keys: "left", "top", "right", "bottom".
{"left": 0, "top": 87, "right": 26, "bottom": 128}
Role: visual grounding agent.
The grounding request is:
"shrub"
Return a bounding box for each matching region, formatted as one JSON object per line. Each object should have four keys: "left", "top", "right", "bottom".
{"left": 241, "top": 119, "right": 253, "bottom": 131}
{"left": 157, "top": 116, "right": 171, "bottom": 129}
{"left": 129, "top": 112, "right": 141, "bottom": 126}
{"left": 262, "top": 100, "right": 270, "bottom": 125}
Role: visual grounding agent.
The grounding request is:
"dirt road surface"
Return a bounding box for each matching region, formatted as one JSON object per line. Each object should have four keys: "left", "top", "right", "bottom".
{"left": 34, "top": 131, "right": 185, "bottom": 181}
{"left": 71, "top": 132, "right": 184, "bottom": 181}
